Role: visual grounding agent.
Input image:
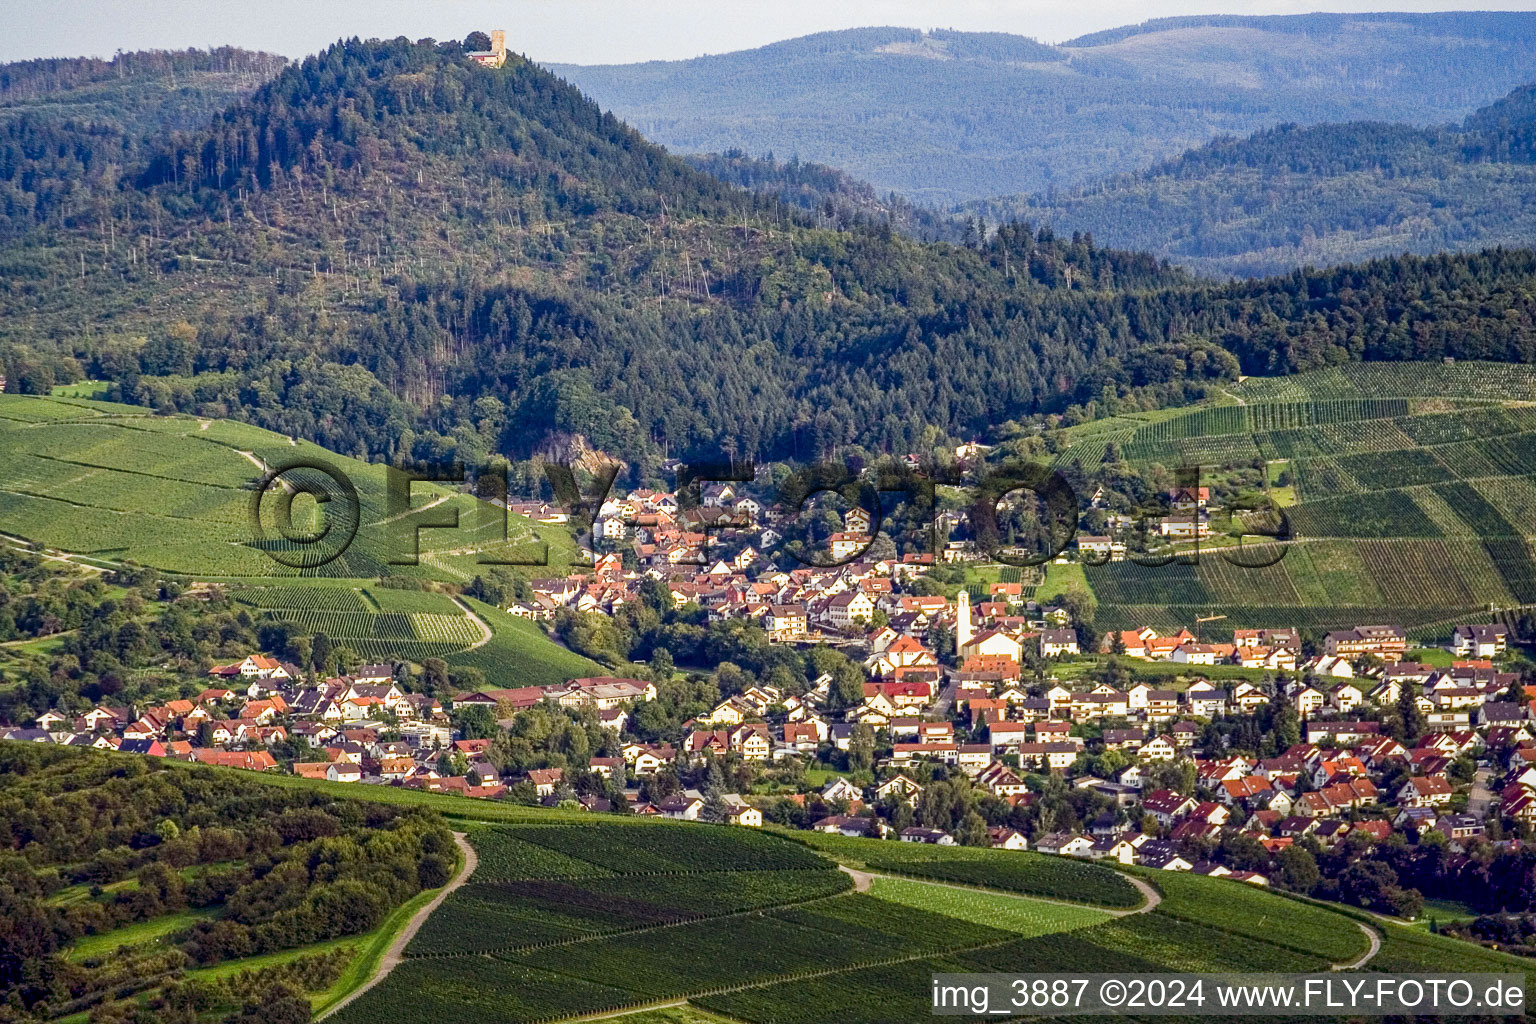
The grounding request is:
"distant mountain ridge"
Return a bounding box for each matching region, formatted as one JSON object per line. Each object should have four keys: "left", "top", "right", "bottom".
{"left": 6, "top": 36, "right": 1536, "bottom": 476}
{"left": 971, "top": 81, "right": 1536, "bottom": 277}
{"left": 0, "top": 47, "right": 286, "bottom": 134}
{"left": 553, "top": 14, "right": 1536, "bottom": 204}
{"left": 1059, "top": 10, "right": 1536, "bottom": 45}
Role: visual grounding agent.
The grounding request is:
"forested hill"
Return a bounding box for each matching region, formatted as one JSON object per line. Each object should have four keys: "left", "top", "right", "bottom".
{"left": 0, "top": 48, "right": 287, "bottom": 240}
{"left": 971, "top": 82, "right": 1536, "bottom": 277}
{"left": 0, "top": 48, "right": 287, "bottom": 135}
{"left": 4, "top": 37, "right": 1536, "bottom": 478}
{"left": 682, "top": 151, "right": 963, "bottom": 242}
{"left": 553, "top": 15, "right": 1536, "bottom": 205}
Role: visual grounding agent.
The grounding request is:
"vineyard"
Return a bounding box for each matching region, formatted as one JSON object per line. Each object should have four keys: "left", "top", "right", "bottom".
{"left": 0, "top": 394, "right": 603, "bottom": 684}
{"left": 790, "top": 831, "right": 1142, "bottom": 908}
{"left": 333, "top": 821, "right": 1101, "bottom": 1024}
{"left": 233, "top": 587, "right": 372, "bottom": 611}
{"left": 229, "top": 586, "right": 491, "bottom": 663}
{"left": 329, "top": 818, "right": 1186, "bottom": 1024}
{"left": 269, "top": 767, "right": 1508, "bottom": 1024}
{"left": 1335, "top": 449, "right": 1452, "bottom": 489}
{"left": 1147, "top": 871, "right": 1369, "bottom": 962}
{"left": 1129, "top": 399, "right": 1409, "bottom": 443}
{"left": 366, "top": 588, "right": 464, "bottom": 614}
{"left": 442, "top": 597, "right": 604, "bottom": 688}
{"left": 1054, "top": 361, "right": 1536, "bottom": 641}
{"left": 865, "top": 877, "right": 1111, "bottom": 935}
{"left": 1231, "top": 361, "right": 1536, "bottom": 402}
{"left": 0, "top": 394, "right": 577, "bottom": 581}
{"left": 1080, "top": 534, "right": 1518, "bottom": 636}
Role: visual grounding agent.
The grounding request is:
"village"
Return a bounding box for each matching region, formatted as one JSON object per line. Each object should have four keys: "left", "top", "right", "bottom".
{"left": 5, "top": 469, "right": 1534, "bottom": 908}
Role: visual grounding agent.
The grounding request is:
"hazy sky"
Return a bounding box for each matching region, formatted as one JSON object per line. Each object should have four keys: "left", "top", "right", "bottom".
{"left": 7, "top": 0, "right": 1536, "bottom": 65}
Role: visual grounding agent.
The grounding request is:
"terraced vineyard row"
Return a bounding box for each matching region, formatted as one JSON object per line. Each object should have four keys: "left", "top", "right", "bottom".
{"left": 1396, "top": 405, "right": 1536, "bottom": 445}
{"left": 365, "top": 588, "right": 464, "bottom": 614}
{"left": 259, "top": 610, "right": 416, "bottom": 639}
{"left": 1485, "top": 538, "right": 1536, "bottom": 604}
{"left": 409, "top": 613, "right": 483, "bottom": 644}
{"left": 1132, "top": 399, "right": 1410, "bottom": 443}
{"left": 1354, "top": 538, "right": 1515, "bottom": 608}
{"left": 1233, "top": 361, "right": 1536, "bottom": 401}
{"left": 1287, "top": 492, "right": 1443, "bottom": 538}
{"left": 345, "top": 639, "right": 467, "bottom": 661}
{"left": 234, "top": 587, "right": 372, "bottom": 612}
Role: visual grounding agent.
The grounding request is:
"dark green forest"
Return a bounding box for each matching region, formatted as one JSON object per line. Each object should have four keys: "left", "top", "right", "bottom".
{"left": 3, "top": 37, "right": 1536, "bottom": 477}
{"left": 977, "top": 83, "right": 1536, "bottom": 276}
{"left": 0, "top": 743, "right": 452, "bottom": 1022}
{"left": 0, "top": 47, "right": 284, "bottom": 236}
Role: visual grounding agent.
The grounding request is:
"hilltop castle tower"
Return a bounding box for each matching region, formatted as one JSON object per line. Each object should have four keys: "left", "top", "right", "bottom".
{"left": 468, "top": 29, "right": 507, "bottom": 68}
{"left": 956, "top": 588, "right": 973, "bottom": 652}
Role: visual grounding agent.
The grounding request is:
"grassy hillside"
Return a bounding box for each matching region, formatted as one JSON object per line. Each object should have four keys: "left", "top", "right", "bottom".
{"left": 554, "top": 15, "right": 1536, "bottom": 205}
{"left": 0, "top": 391, "right": 574, "bottom": 577}
{"left": 1048, "top": 361, "right": 1536, "bottom": 638}
{"left": 0, "top": 391, "right": 594, "bottom": 685}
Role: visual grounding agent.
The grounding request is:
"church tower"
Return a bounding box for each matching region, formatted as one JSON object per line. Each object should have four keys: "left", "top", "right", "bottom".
{"left": 956, "top": 588, "right": 973, "bottom": 653}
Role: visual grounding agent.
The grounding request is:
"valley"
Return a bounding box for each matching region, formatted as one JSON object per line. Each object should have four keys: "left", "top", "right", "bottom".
{"left": 3, "top": 16, "right": 1536, "bottom": 1024}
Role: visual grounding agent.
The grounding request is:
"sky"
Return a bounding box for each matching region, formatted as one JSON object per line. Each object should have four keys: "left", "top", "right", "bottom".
{"left": 7, "top": 0, "right": 1536, "bottom": 65}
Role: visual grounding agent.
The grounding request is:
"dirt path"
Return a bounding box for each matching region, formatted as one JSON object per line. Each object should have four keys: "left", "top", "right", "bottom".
{"left": 0, "top": 627, "right": 77, "bottom": 648}
{"left": 1334, "top": 921, "right": 1382, "bottom": 971}
{"left": 838, "top": 866, "right": 1161, "bottom": 917}
{"left": 452, "top": 596, "right": 495, "bottom": 649}
{"left": 320, "top": 831, "right": 477, "bottom": 1019}
{"left": 370, "top": 491, "right": 452, "bottom": 527}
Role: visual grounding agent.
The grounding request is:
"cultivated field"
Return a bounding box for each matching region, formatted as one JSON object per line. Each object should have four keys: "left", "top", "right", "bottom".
{"left": 1049, "top": 362, "right": 1536, "bottom": 638}
{"left": 0, "top": 393, "right": 596, "bottom": 685}
{"left": 159, "top": 758, "right": 1536, "bottom": 1024}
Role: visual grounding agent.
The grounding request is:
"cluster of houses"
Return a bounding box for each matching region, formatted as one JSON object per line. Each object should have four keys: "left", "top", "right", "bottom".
{"left": 800, "top": 669, "right": 1532, "bottom": 881}
{"left": 1076, "top": 485, "right": 1216, "bottom": 558}
{"left": 1097, "top": 622, "right": 1425, "bottom": 678}
{"left": 514, "top": 484, "right": 1062, "bottom": 642}
{"left": 1, "top": 654, "right": 670, "bottom": 801}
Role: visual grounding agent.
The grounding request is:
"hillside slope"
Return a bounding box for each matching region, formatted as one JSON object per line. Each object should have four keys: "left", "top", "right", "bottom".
{"left": 5, "top": 37, "right": 1536, "bottom": 474}
{"left": 0, "top": 47, "right": 287, "bottom": 135}
{"left": 0, "top": 390, "right": 600, "bottom": 685}
{"left": 553, "top": 15, "right": 1536, "bottom": 204}
{"left": 974, "top": 83, "right": 1536, "bottom": 277}
{"left": 1044, "top": 361, "right": 1536, "bottom": 638}
{"left": 0, "top": 48, "right": 287, "bottom": 239}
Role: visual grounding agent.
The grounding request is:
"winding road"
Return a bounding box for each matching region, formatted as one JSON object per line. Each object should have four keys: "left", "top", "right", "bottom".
{"left": 1334, "top": 921, "right": 1383, "bottom": 971}
{"left": 451, "top": 596, "right": 496, "bottom": 650}
{"left": 320, "top": 830, "right": 478, "bottom": 1019}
